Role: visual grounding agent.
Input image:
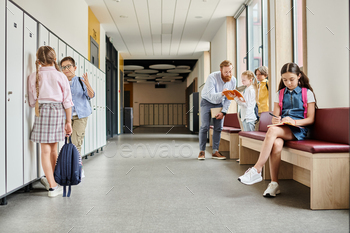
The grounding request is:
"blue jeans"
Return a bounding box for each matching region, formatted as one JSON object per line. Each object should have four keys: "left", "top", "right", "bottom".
{"left": 199, "top": 99, "right": 224, "bottom": 152}
{"left": 242, "top": 120, "right": 255, "bottom": 131}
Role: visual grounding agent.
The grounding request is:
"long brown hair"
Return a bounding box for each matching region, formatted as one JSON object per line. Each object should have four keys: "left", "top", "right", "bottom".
{"left": 278, "top": 62, "right": 317, "bottom": 107}
{"left": 35, "top": 46, "right": 60, "bottom": 116}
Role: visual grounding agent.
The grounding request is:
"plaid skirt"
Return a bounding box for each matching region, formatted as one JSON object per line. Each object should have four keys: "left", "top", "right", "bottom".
{"left": 30, "top": 103, "right": 66, "bottom": 143}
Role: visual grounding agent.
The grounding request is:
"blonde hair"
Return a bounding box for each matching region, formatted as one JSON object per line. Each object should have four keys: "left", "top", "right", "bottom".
{"left": 241, "top": 70, "right": 258, "bottom": 102}
{"left": 35, "top": 46, "right": 60, "bottom": 116}
{"left": 220, "top": 60, "right": 233, "bottom": 69}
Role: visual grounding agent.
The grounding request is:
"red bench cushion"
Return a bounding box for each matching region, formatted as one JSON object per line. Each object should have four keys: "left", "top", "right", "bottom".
{"left": 239, "top": 131, "right": 266, "bottom": 141}
{"left": 285, "top": 140, "right": 350, "bottom": 153}
{"left": 258, "top": 112, "right": 273, "bottom": 132}
{"left": 224, "top": 113, "right": 240, "bottom": 128}
{"left": 222, "top": 126, "right": 241, "bottom": 133}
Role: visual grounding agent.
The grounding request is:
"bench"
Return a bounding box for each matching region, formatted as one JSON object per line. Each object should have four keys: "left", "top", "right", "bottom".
{"left": 238, "top": 108, "right": 350, "bottom": 210}
{"left": 209, "top": 113, "right": 241, "bottom": 159}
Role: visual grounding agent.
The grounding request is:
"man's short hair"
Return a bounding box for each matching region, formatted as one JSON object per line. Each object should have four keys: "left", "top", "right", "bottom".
{"left": 220, "top": 60, "right": 232, "bottom": 69}
{"left": 60, "top": 56, "right": 75, "bottom": 67}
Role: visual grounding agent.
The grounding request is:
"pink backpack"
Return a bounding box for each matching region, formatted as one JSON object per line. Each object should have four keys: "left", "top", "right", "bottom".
{"left": 279, "top": 87, "right": 308, "bottom": 118}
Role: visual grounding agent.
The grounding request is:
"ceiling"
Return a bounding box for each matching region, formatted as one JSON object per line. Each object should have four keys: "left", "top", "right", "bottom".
{"left": 85, "top": 0, "right": 244, "bottom": 83}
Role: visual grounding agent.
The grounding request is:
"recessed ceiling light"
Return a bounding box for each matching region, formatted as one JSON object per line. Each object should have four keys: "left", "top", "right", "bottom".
{"left": 195, "top": 16, "right": 202, "bottom": 19}
{"left": 120, "top": 15, "right": 128, "bottom": 18}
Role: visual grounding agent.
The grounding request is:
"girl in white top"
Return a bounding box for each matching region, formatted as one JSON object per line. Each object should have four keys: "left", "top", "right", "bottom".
{"left": 234, "top": 70, "right": 258, "bottom": 131}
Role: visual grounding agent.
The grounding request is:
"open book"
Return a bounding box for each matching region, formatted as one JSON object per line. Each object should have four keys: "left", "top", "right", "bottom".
{"left": 223, "top": 90, "right": 245, "bottom": 102}
{"left": 267, "top": 122, "right": 302, "bottom": 128}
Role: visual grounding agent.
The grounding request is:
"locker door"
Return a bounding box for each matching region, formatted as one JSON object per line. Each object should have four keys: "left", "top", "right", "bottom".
{"left": 66, "top": 46, "right": 73, "bottom": 58}
{"left": 73, "top": 50, "right": 80, "bottom": 76}
{"left": 102, "top": 72, "right": 106, "bottom": 146}
{"left": 6, "top": 1, "right": 23, "bottom": 192}
{"left": 139, "top": 104, "right": 144, "bottom": 125}
{"left": 84, "top": 60, "right": 90, "bottom": 153}
{"left": 164, "top": 104, "right": 168, "bottom": 125}
{"left": 79, "top": 55, "right": 84, "bottom": 77}
{"left": 159, "top": 104, "right": 163, "bottom": 125}
{"left": 58, "top": 39, "right": 66, "bottom": 66}
{"left": 177, "top": 104, "right": 182, "bottom": 125}
{"left": 149, "top": 104, "right": 154, "bottom": 125}
{"left": 23, "top": 13, "right": 37, "bottom": 183}
{"left": 189, "top": 94, "right": 194, "bottom": 131}
{"left": 168, "top": 104, "right": 173, "bottom": 125}
{"left": 154, "top": 104, "right": 158, "bottom": 125}
{"left": 173, "top": 104, "right": 178, "bottom": 125}
{"left": 144, "top": 104, "right": 149, "bottom": 125}
{"left": 49, "top": 32, "right": 58, "bottom": 56}
{"left": 96, "top": 70, "right": 101, "bottom": 148}
{"left": 91, "top": 65, "right": 97, "bottom": 151}
{"left": 0, "top": 0, "right": 5, "bottom": 196}
{"left": 183, "top": 104, "right": 186, "bottom": 126}
{"left": 38, "top": 24, "right": 48, "bottom": 47}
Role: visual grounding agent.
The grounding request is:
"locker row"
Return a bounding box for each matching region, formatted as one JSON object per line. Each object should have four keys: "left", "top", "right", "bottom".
{"left": 0, "top": 1, "right": 106, "bottom": 199}
{"left": 139, "top": 103, "right": 186, "bottom": 126}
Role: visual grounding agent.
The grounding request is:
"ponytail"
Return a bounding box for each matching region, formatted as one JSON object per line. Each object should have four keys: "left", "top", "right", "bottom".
{"left": 53, "top": 60, "right": 60, "bottom": 71}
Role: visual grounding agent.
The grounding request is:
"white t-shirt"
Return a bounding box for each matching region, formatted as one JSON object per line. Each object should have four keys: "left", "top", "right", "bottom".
{"left": 234, "top": 85, "right": 257, "bottom": 122}
{"left": 274, "top": 89, "right": 315, "bottom": 103}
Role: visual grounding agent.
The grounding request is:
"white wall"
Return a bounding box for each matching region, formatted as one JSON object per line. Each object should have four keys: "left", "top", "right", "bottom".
{"left": 210, "top": 20, "right": 227, "bottom": 73}
{"left": 133, "top": 82, "right": 187, "bottom": 126}
{"left": 307, "top": 0, "right": 349, "bottom": 108}
{"left": 12, "top": 0, "right": 89, "bottom": 58}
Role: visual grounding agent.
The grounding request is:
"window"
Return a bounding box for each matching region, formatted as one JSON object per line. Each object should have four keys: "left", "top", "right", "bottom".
{"left": 236, "top": 8, "right": 247, "bottom": 83}
{"left": 248, "top": 0, "right": 262, "bottom": 71}
{"left": 293, "top": 0, "right": 304, "bottom": 68}
{"left": 262, "top": 0, "right": 268, "bottom": 67}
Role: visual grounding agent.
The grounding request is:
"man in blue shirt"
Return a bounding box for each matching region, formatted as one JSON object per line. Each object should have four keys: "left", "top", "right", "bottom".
{"left": 198, "top": 60, "right": 236, "bottom": 160}
{"left": 60, "top": 57, "right": 95, "bottom": 156}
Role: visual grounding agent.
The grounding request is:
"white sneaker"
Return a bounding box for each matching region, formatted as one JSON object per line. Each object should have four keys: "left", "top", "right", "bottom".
{"left": 263, "top": 182, "right": 280, "bottom": 197}
{"left": 82, "top": 168, "right": 85, "bottom": 178}
{"left": 48, "top": 186, "right": 63, "bottom": 198}
{"left": 40, "top": 177, "right": 50, "bottom": 191}
{"left": 238, "top": 167, "right": 262, "bottom": 185}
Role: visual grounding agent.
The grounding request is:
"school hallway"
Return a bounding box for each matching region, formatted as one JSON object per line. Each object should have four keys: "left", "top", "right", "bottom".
{"left": 0, "top": 127, "right": 348, "bottom": 233}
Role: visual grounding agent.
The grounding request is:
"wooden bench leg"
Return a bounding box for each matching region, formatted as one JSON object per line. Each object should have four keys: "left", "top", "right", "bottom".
{"left": 239, "top": 139, "right": 260, "bottom": 164}
{"left": 311, "top": 157, "right": 349, "bottom": 210}
{"left": 229, "top": 134, "right": 239, "bottom": 159}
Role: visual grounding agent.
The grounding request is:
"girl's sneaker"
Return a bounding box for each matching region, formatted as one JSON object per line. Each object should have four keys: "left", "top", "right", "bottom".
{"left": 238, "top": 167, "right": 262, "bottom": 185}
{"left": 48, "top": 186, "right": 63, "bottom": 198}
{"left": 40, "top": 177, "right": 50, "bottom": 191}
{"left": 263, "top": 182, "right": 280, "bottom": 197}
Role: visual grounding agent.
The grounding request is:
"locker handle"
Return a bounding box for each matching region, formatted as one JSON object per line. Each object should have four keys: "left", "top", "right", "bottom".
{"left": 8, "top": 91, "right": 13, "bottom": 95}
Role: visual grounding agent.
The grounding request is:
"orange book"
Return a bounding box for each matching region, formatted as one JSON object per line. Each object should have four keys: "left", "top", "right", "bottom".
{"left": 223, "top": 90, "right": 245, "bottom": 102}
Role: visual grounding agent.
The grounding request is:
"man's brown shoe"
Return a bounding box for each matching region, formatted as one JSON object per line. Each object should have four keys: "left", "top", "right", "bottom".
{"left": 212, "top": 151, "right": 226, "bottom": 160}
{"left": 198, "top": 151, "right": 205, "bottom": 160}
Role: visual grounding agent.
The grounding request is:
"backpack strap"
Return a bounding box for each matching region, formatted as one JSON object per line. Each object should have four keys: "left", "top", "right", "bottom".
{"left": 63, "top": 185, "right": 66, "bottom": 197}
{"left": 278, "top": 88, "right": 285, "bottom": 111}
{"left": 78, "top": 78, "right": 85, "bottom": 91}
{"left": 302, "top": 87, "right": 308, "bottom": 118}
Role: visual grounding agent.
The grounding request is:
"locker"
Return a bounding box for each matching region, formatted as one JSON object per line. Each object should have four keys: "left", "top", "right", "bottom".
{"left": 0, "top": 0, "right": 5, "bottom": 196}
{"left": 159, "top": 104, "right": 163, "bottom": 125}
{"left": 173, "top": 104, "right": 178, "bottom": 125}
{"left": 91, "top": 65, "right": 97, "bottom": 150}
{"left": 73, "top": 50, "right": 80, "bottom": 76}
{"left": 48, "top": 32, "right": 58, "bottom": 56}
{"left": 101, "top": 72, "right": 106, "bottom": 146}
{"left": 139, "top": 104, "right": 144, "bottom": 125}
{"left": 164, "top": 104, "right": 168, "bottom": 125}
{"left": 23, "top": 13, "right": 37, "bottom": 183}
{"left": 169, "top": 104, "right": 173, "bottom": 125}
{"left": 154, "top": 104, "right": 159, "bottom": 125}
{"left": 83, "top": 59, "right": 91, "bottom": 153}
{"left": 144, "top": 104, "right": 149, "bottom": 125}
{"left": 183, "top": 104, "right": 186, "bottom": 126}
{"left": 177, "top": 104, "right": 182, "bottom": 125}
{"left": 149, "top": 104, "right": 154, "bottom": 125}
{"left": 79, "top": 54, "right": 85, "bottom": 77}
{"left": 66, "top": 45, "right": 73, "bottom": 58}
{"left": 38, "top": 24, "right": 48, "bottom": 47}
{"left": 6, "top": 1, "right": 24, "bottom": 192}
{"left": 58, "top": 39, "right": 66, "bottom": 65}
{"left": 96, "top": 70, "right": 100, "bottom": 148}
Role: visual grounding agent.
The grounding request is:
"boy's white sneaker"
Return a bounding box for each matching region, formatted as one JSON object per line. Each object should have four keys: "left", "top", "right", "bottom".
{"left": 48, "top": 186, "right": 63, "bottom": 198}
{"left": 263, "top": 182, "right": 280, "bottom": 197}
{"left": 40, "top": 177, "right": 50, "bottom": 191}
{"left": 238, "top": 167, "right": 262, "bottom": 185}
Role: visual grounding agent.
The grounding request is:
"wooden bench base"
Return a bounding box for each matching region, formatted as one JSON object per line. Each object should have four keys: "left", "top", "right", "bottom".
{"left": 239, "top": 136, "right": 350, "bottom": 210}
{"left": 209, "top": 128, "right": 239, "bottom": 159}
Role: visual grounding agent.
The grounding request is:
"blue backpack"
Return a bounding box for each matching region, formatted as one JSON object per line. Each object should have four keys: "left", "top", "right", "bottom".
{"left": 54, "top": 136, "right": 82, "bottom": 197}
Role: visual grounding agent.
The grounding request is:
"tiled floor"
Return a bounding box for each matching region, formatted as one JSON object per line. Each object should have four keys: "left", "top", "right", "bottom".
{"left": 0, "top": 127, "right": 348, "bottom": 233}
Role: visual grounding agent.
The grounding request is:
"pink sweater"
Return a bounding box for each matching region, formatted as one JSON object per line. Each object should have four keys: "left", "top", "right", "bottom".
{"left": 28, "top": 66, "right": 74, "bottom": 109}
